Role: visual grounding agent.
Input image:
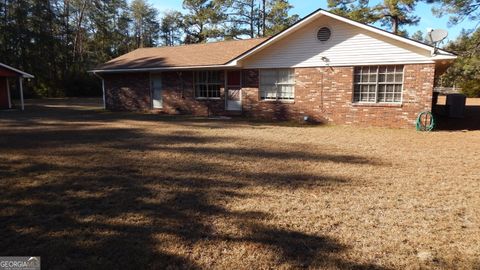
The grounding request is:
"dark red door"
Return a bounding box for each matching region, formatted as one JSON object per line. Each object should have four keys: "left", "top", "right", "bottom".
{"left": 0, "top": 77, "right": 9, "bottom": 109}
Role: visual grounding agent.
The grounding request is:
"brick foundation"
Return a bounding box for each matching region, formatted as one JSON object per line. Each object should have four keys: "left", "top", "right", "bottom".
{"left": 103, "top": 64, "right": 435, "bottom": 128}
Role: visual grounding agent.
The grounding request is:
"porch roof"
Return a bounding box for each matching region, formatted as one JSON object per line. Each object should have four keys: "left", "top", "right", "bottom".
{"left": 0, "top": 63, "right": 34, "bottom": 78}
{"left": 93, "top": 38, "right": 267, "bottom": 72}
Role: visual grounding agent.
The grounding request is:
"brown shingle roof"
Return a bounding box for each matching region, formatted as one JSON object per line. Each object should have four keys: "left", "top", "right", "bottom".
{"left": 95, "top": 38, "right": 268, "bottom": 71}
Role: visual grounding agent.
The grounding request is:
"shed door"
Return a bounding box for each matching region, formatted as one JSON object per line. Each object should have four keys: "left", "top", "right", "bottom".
{"left": 0, "top": 77, "right": 9, "bottom": 109}
{"left": 151, "top": 75, "right": 163, "bottom": 109}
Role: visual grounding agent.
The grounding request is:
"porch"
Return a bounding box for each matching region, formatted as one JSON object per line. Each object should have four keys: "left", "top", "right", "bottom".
{"left": 0, "top": 63, "right": 34, "bottom": 111}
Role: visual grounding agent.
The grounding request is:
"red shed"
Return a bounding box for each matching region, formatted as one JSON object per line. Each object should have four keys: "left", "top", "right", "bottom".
{"left": 0, "top": 63, "right": 34, "bottom": 110}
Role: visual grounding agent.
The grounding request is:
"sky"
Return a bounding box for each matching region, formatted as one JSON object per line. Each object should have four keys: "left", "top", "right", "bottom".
{"left": 147, "top": 0, "right": 476, "bottom": 43}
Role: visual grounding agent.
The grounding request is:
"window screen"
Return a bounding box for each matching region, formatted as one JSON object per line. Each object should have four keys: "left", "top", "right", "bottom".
{"left": 353, "top": 65, "right": 403, "bottom": 103}
{"left": 195, "top": 71, "right": 222, "bottom": 99}
{"left": 260, "top": 69, "right": 295, "bottom": 101}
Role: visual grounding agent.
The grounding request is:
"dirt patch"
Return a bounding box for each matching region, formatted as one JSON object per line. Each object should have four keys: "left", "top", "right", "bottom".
{"left": 0, "top": 99, "right": 479, "bottom": 269}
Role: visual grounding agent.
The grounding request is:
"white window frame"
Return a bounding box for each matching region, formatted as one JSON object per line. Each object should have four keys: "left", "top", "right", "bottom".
{"left": 194, "top": 70, "right": 222, "bottom": 99}
{"left": 259, "top": 69, "right": 295, "bottom": 101}
{"left": 353, "top": 65, "right": 404, "bottom": 104}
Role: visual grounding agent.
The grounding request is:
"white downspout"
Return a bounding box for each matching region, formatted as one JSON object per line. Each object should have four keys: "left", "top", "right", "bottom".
{"left": 19, "top": 77, "right": 24, "bottom": 111}
{"left": 93, "top": 72, "right": 106, "bottom": 110}
{"left": 6, "top": 78, "right": 11, "bottom": 109}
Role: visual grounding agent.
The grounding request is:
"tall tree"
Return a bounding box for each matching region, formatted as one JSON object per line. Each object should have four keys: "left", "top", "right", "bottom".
{"left": 327, "top": 0, "right": 380, "bottom": 24}
{"left": 182, "top": 0, "right": 228, "bottom": 43}
{"left": 438, "top": 29, "right": 480, "bottom": 97}
{"left": 427, "top": 0, "right": 480, "bottom": 27}
{"left": 160, "top": 10, "right": 183, "bottom": 46}
{"left": 225, "top": 0, "right": 260, "bottom": 39}
{"left": 376, "top": 0, "right": 420, "bottom": 35}
{"left": 411, "top": 30, "right": 426, "bottom": 42}
{"left": 131, "top": 0, "right": 160, "bottom": 48}
{"left": 263, "top": 0, "right": 299, "bottom": 36}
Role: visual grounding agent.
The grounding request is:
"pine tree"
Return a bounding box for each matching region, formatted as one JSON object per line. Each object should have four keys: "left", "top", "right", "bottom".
{"left": 131, "top": 0, "right": 160, "bottom": 48}
{"left": 327, "top": 0, "right": 380, "bottom": 24}
{"left": 182, "top": 0, "right": 228, "bottom": 43}
{"left": 376, "top": 0, "right": 419, "bottom": 35}
{"left": 160, "top": 11, "right": 183, "bottom": 46}
{"left": 263, "top": 0, "right": 298, "bottom": 36}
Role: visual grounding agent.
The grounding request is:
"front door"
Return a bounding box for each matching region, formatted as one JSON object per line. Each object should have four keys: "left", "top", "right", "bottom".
{"left": 226, "top": 70, "right": 242, "bottom": 111}
{"left": 151, "top": 75, "right": 163, "bottom": 109}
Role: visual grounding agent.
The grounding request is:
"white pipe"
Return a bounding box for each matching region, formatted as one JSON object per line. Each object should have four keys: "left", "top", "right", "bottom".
{"left": 93, "top": 72, "right": 106, "bottom": 110}
{"left": 6, "top": 78, "right": 11, "bottom": 109}
{"left": 19, "top": 77, "right": 24, "bottom": 111}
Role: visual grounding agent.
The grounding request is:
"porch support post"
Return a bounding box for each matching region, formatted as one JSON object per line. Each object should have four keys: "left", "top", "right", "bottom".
{"left": 93, "top": 72, "right": 106, "bottom": 109}
{"left": 19, "top": 77, "right": 24, "bottom": 111}
{"left": 6, "top": 78, "right": 11, "bottom": 109}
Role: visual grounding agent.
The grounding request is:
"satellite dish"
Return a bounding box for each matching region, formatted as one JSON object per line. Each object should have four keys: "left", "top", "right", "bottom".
{"left": 427, "top": 29, "right": 448, "bottom": 56}
{"left": 428, "top": 29, "right": 448, "bottom": 43}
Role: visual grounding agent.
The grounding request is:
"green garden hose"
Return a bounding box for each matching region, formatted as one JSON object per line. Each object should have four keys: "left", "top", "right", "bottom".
{"left": 416, "top": 111, "right": 435, "bottom": 131}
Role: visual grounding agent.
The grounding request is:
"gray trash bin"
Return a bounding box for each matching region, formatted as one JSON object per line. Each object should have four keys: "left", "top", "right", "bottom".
{"left": 446, "top": 94, "right": 466, "bottom": 118}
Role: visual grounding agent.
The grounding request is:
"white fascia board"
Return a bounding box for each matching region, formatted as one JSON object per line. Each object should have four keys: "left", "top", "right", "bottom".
{"left": 0, "top": 63, "right": 35, "bottom": 78}
{"left": 90, "top": 63, "right": 239, "bottom": 73}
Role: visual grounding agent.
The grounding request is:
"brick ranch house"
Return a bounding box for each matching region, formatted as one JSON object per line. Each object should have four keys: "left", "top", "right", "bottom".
{"left": 91, "top": 9, "right": 456, "bottom": 128}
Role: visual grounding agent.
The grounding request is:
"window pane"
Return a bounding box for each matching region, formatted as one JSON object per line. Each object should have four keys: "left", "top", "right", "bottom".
{"left": 378, "top": 74, "right": 385, "bottom": 82}
{"left": 209, "top": 84, "right": 221, "bottom": 98}
{"left": 260, "top": 70, "right": 276, "bottom": 84}
{"left": 260, "top": 85, "right": 276, "bottom": 99}
{"left": 395, "top": 74, "right": 403, "bottom": 83}
{"left": 278, "top": 69, "right": 294, "bottom": 84}
{"left": 279, "top": 85, "right": 294, "bottom": 99}
{"left": 377, "top": 85, "right": 385, "bottom": 102}
{"left": 260, "top": 69, "right": 295, "bottom": 100}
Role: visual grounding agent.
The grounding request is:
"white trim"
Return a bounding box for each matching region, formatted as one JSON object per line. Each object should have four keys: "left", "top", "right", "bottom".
{"left": 90, "top": 63, "right": 239, "bottom": 73}
{"left": 93, "top": 72, "right": 106, "bottom": 109}
{"left": 250, "top": 59, "right": 454, "bottom": 70}
{"left": 229, "top": 9, "right": 456, "bottom": 65}
{"left": 151, "top": 73, "right": 164, "bottom": 109}
{"left": 101, "top": 78, "right": 105, "bottom": 109}
{"left": 0, "top": 63, "right": 34, "bottom": 78}
{"left": 352, "top": 65, "right": 404, "bottom": 104}
{"left": 6, "top": 78, "right": 11, "bottom": 108}
{"left": 225, "top": 70, "right": 243, "bottom": 111}
{"left": 19, "top": 77, "right": 24, "bottom": 111}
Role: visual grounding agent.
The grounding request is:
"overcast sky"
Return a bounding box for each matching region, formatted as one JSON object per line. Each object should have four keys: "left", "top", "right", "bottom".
{"left": 147, "top": 0, "right": 476, "bottom": 43}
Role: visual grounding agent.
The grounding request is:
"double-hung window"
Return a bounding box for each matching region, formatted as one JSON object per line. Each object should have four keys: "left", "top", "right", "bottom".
{"left": 353, "top": 65, "right": 404, "bottom": 103}
{"left": 260, "top": 69, "right": 295, "bottom": 101}
{"left": 195, "top": 71, "right": 222, "bottom": 99}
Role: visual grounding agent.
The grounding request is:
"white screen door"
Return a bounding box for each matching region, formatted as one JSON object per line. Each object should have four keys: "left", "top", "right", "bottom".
{"left": 226, "top": 70, "right": 242, "bottom": 111}
{"left": 152, "top": 75, "right": 163, "bottom": 109}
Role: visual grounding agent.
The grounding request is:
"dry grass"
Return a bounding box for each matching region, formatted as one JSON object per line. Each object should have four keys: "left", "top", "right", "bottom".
{"left": 0, "top": 98, "right": 479, "bottom": 269}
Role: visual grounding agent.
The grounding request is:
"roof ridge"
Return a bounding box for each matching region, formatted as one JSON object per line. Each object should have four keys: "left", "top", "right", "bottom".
{"left": 137, "top": 37, "right": 269, "bottom": 50}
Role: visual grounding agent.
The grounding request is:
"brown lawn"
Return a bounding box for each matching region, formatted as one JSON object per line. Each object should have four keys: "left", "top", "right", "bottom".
{"left": 0, "top": 99, "right": 479, "bottom": 269}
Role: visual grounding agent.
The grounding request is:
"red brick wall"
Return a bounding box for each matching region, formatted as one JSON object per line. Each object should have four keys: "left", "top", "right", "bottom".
{"left": 103, "top": 64, "right": 435, "bottom": 128}
{"left": 104, "top": 73, "right": 151, "bottom": 111}
{"left": 242, "top": 64, "right": 435, "bottom": 128}
{"left": 161, "top": 71, "right": 225, "bottom": 116}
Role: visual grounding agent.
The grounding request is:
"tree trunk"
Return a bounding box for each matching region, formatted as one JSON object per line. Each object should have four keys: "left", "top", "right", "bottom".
{"left": 73, "top": 0, "right": 88, "bottom": 64}
{"left": 392, "top": 16, "right": 398, "bottom": 34}
{"left": 262, "top": 0, "right": 266, "bottom": 37}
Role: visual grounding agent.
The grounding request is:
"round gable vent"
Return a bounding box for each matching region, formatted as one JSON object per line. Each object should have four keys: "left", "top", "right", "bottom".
{"left": 317, "top": 27, "right": 331, "bottom": 42}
